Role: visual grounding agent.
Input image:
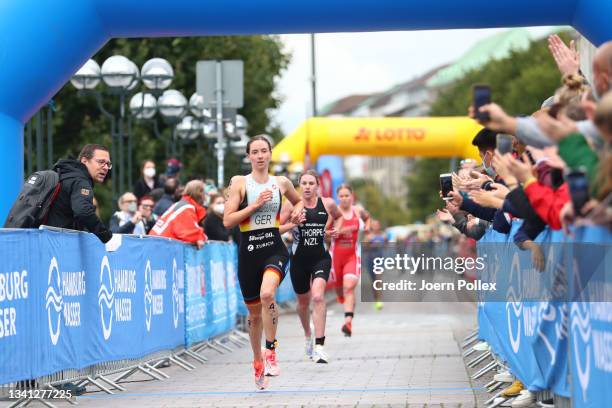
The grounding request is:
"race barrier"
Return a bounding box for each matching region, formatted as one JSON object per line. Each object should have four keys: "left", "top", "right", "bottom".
{"left": 0, "top": 228, "right": 250, "bottom": 401}
{"left": 476, "top": 224, "right": 612, "bottom": 407}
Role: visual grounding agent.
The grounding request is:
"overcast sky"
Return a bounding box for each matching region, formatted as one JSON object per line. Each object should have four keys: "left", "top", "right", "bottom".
{"left": 273, "top": 27, "right": 555, "bottom": 135}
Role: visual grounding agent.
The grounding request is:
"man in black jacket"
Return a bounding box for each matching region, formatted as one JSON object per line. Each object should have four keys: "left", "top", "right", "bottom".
{"left": 46, "top": 144, "right": 113, "bottom": 243}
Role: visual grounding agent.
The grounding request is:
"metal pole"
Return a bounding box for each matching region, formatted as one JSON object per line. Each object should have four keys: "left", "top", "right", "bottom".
{"left": 26, "top": 122, "right": 33, "bottom": 175}
{"left": 110, "top": 119, "right": 117, "bottom": 203}
{"left": 36, "top": 111, "right": 43, "bottom": 171}
{"left": 216, "top": 61, "right": 225, "bottom": 188}
{"left": 171, "top": 126, "right": 177, "bottom": 158}
{"left": 47, "top": 105, "right": 53, "bottom": 168}
{"left": 310, "top": 33, "right": 317, "bottom": 117}
{"left": 118, "top": 93, "right": 125, "bottom": 195}
{"left": 127, "top": 114, "right": 133, "bottom": 189}
{"left": 449, "top": 157, "right": 458, "bottom": 172}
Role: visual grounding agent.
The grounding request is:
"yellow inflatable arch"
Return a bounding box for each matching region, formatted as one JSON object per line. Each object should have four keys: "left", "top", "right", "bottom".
{"left": 272, "top": 117, "right": 484, "bottom": 164}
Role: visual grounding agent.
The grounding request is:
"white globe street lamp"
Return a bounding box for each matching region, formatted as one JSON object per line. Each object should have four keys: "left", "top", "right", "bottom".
{"left": 235, "top": 114, "right": 248, "bottom": 136}
{"left": 127, "top": 60, "right": 140, "bottom": 91}
{"left": 230, "top": 135, "right": 249, "bottom": 156}
{"left": 176, "top": 116, "right": 201, "bottom": 140}
{"left": 129, "top": 92, "right": 157, "bottom": 120}
{"left": 158, "top": 89, "right": 187, "bottom": 120}
{"left": 141, "top": 58, "right": 173, "bottom": 90}
{"left": 70, "top": 59, "right": 101, "bottom": 90}
{"left": 101, "top": 55, "right": 138, "bottom": 90}
{"left": 189, "top": 93, "right": 206, "bottom": 117}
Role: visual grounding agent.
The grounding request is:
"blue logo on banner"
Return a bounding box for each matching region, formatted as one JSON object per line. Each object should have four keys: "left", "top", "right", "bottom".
{"left": 45, "top": 257, "right": 62, "bottom": 346}
{"left": 144, "top": 260, "right": 153, "bottom": 332}
{"left": 98, "top": 256, "right": 114, "bottom": 340}
{"left": 571, "top": 302, "right": 591, "bottom": 403}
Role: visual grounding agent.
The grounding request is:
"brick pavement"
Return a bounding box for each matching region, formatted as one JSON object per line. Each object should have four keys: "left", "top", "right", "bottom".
{"left": 52, "top": 300, "right": 481, "bottom": 408}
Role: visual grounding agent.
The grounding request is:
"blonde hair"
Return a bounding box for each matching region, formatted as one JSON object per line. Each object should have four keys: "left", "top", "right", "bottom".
{"left": 555, "top": 74, "right": 589, "bottom": 106}
{"left": 299, "top": 170, "right": 320, "bottom": 185}
{"left": 183, "top": 180, "right": 205, "bottom": 202}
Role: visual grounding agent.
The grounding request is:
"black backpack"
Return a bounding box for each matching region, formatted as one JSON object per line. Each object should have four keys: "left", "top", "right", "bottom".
{"left": 4, "top": 170, "right": 61, "bottom": 228}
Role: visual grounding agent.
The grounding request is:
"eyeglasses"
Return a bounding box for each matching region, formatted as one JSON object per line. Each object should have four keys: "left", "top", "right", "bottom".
{"left": 94, "top": 159, "right": 113, "bottom": 169}
{"left": 141, "top": 204, "right": 154, "bottom": 209}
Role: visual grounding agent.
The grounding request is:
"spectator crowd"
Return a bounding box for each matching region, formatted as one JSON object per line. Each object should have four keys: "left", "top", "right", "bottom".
{"left": 434, "top": 35, "right": 612, "bottom": 407}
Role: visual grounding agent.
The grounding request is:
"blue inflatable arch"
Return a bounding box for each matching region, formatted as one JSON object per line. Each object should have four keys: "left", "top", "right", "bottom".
{"left": 0, "top": 0, "right": 611, "bottom": 221}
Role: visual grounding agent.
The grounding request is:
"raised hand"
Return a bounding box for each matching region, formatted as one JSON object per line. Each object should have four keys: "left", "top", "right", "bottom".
{"left": 436, "top": 209, "right": 455, "bottom": 223}
{"left": 548, "top": 34, "right": 580, "bottom": 77}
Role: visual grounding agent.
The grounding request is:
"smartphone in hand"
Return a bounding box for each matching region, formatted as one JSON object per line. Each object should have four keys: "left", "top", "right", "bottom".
{"left": 566, "top": 169, "right": 589, "bottom": 215}
{"left": 440, "top": 173, "right": 453, "bottom": 201}
{"left": 496, "top": 134, "right": 513, "bottom": 155}
{"left": 473, "top": 85, "right": 491, "bottom": 122}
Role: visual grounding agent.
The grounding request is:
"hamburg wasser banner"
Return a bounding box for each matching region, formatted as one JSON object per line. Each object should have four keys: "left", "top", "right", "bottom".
{"left": 0, "top": 229, "right": 185, "bottom": 384}
{"left": 477, "top": 225, "right": 612, "bottom": 403}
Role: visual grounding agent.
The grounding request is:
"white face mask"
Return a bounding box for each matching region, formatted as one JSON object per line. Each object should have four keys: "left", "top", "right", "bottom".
{"left": 213, "top": 203, "right": 224, "bottom": 214}
{"left": 144, "top": 168, "right": 156, "bottom": 178}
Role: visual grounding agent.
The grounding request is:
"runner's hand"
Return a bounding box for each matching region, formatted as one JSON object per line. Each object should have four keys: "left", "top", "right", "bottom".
{"left": 326, "top": 227, "right": 339, "bottom": 239}
{"left": 253, "top": 189, "right": 273, "bottom": 209}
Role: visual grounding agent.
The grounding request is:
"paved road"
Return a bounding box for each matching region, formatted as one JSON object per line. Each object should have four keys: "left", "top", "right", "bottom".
{"left": 52, "top": 294, "right": 480, "bottom": 408}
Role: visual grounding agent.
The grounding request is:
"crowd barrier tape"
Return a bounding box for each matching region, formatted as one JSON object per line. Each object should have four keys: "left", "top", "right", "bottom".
{"left": 477, "top": 224, "right": 612, "bottom": 406}
{"left": 0, "top": 229, "right": 246, "bottom": 386}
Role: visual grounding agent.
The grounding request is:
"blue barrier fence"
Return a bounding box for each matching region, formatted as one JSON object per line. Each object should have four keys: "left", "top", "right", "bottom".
{"left": 0, "top": 229, "right": 246, "bottom": 385}
{"left": 477, "top": 225, "right": 612, "bottom": 406}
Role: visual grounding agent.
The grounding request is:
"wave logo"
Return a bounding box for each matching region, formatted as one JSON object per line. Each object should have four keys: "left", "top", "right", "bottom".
{"left": 571, "top": 302, "right": 591, "bottom": 402}
{"left": 98, "top": 256, "right": 114, "bottom": 340}
{"left": 144, "top": 260, "right": 153, "bottom": 332}
{"left": 45, "top": 257, "right": 63, "bottom": 345}
{"left": 506, "top": 252, "right": 523, "bottom": 353}
{"left": 171, "top": 258, "right": 179, "bottom": 328}
{"left": 570, "top": 253, "right": 591, "bottom": 403}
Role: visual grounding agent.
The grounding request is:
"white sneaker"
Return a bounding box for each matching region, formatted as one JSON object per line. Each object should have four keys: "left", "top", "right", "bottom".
{"left": 494, "top": 370, "right": 514, "bottom": 383}
{"left": 472, "top": 341, "right": 490, "bottom": 352}
{"left": 312, "top": 344, "right": 329, "bottom": 363}
{"left": 493, "top": 397, "right": 512, "bottom": 407}
{"left": 511, "top": 390, "right": 535, "bottom": 407}
{"left": 304, "top": 337, "right": 314, "bottom": 360}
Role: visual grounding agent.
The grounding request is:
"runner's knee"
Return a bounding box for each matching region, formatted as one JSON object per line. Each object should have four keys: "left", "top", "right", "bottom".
{"left": 260, "top": 289, "right": 275, "bottom": 305}
{"left": 312, "top": 292, "right": 325, "bottom": 305}
{"left": 297, "top": 294, "right": 310, "bottom": 309}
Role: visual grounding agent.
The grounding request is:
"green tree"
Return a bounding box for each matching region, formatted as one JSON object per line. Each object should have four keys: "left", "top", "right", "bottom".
{"left": 351, "top": 179, "right": 411, "bottom": 227}
{"left": 36, "top": 35, "right": 290, "bottom": 221}
{"left": 406, "top": 34, "right": 568, "bottom": 222}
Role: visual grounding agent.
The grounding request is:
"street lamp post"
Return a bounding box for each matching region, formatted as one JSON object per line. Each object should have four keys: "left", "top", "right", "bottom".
{"left": 72, "top": 56, "right": 177, "bottom": 199}
{"left": 157, "top": 89, "right": 188, "bottom": 158}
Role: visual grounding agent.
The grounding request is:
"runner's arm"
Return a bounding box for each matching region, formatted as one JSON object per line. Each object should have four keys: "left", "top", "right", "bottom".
{"left": 323, "top": 197, "right": 342, "bottom": 220}
{"left": 279, "top": 176, "right": 305, "bottom": 222}
{"left": 278, "top": 200, "right": 297, "bottom": 234}
{"left": 223, "top": 176, "right": 256, "bottom": 228}
{"left": 356, "top": 205, "right": 371, "bottom": 231}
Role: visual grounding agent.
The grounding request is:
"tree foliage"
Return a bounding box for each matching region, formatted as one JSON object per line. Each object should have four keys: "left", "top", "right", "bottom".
{"left": 406, "top": 35, "right": 568, "bottom": 223}
{"left": 350, "top": 178, "right": 411, "bottom": 227}
{"left": 36, "top": 35, "right": 290, "bottom": 221}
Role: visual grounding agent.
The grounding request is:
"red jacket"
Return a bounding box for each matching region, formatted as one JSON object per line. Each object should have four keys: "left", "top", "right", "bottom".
{"left": 149, "top": 195, "right": 207, "bottom": 243}
{"left": 523, "top": 181, "right": 570, "bottom": 230}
